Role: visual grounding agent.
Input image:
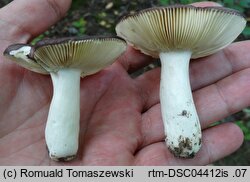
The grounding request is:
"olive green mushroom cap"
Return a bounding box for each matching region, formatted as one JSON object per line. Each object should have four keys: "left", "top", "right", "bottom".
{"left": 115, "top": 5, "right": 246, "bottom": 59}
{"left": 4, "top": 36, "right": 127, "bottom": 76}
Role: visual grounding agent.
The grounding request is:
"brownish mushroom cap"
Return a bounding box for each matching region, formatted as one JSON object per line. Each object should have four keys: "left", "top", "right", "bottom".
{"left": 3, "top": 36, "right": 127, "bottom": 161}
{"left": 4, "top": 44, "right": 48, "bottom": 74}
{"left": 116, "top": 5, "right": 246, "bottom": 58}
{"left": 4, "top": 36, "right": 126, "bottom": 76}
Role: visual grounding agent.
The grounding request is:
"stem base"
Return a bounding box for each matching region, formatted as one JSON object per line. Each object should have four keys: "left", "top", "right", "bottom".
{"left": 45, "top": 68, "right": 81, "bottom": 161}
{"left": 159, "top": 51, "right": 202, "bottom": 158}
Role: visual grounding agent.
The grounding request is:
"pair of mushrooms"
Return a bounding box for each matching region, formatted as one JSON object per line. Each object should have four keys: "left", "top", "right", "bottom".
{"left": 4, "top": 5, "right": 246, "bottom": 161}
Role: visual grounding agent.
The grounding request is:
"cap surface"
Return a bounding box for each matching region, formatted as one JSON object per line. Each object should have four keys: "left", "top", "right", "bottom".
{"left": 4, "top": 44, "right": 48, "bottom": 74}
{"left": 116, "top": 5, "right": 246, "bottom": 58}
{"left": 4, "top": 36, "right": 127, "bottom": 76}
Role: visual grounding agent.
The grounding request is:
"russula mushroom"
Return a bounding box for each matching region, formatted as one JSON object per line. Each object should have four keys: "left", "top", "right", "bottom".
{"left": 4, "top": 36, "right": 126, "bottom": 161}
{"left": 116, "top": 5, "right": 246, "bottom": 158}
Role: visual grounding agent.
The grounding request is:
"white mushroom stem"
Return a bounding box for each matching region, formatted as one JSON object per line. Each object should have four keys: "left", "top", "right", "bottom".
{"left": 45, "top": 68, "right": 81, "bottom": 161}
{"left": 159, "top": 51, "right": 201, "bottom": 158}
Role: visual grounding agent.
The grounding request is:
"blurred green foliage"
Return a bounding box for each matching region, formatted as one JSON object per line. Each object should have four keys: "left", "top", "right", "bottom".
{"left": 236, "top": 121, "right": 250, "bottom": 141}
{"left": 243, "top": 26, "right": 250, "bottom": 38}
{"left": 71, "top": 0, "right": 86, "bottom": 10}
{"left": 222, "top": 0, "right": 250, "bottom": 12}
{"left": 236, "top": 108, "right": 250, "bottom": 141}
{"left": 72, "top": 18, "right": 87, "bottom": 35}
{"left": 160, "top": 0, "right": 199, "bottom": 5}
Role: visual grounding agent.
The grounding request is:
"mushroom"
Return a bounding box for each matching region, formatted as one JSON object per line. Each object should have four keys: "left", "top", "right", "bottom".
{"left": 116, "top": 5, "right": 246, "bottom": 158}
{"left": 4, "top": 36, "right": 126, "bottom": 161}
